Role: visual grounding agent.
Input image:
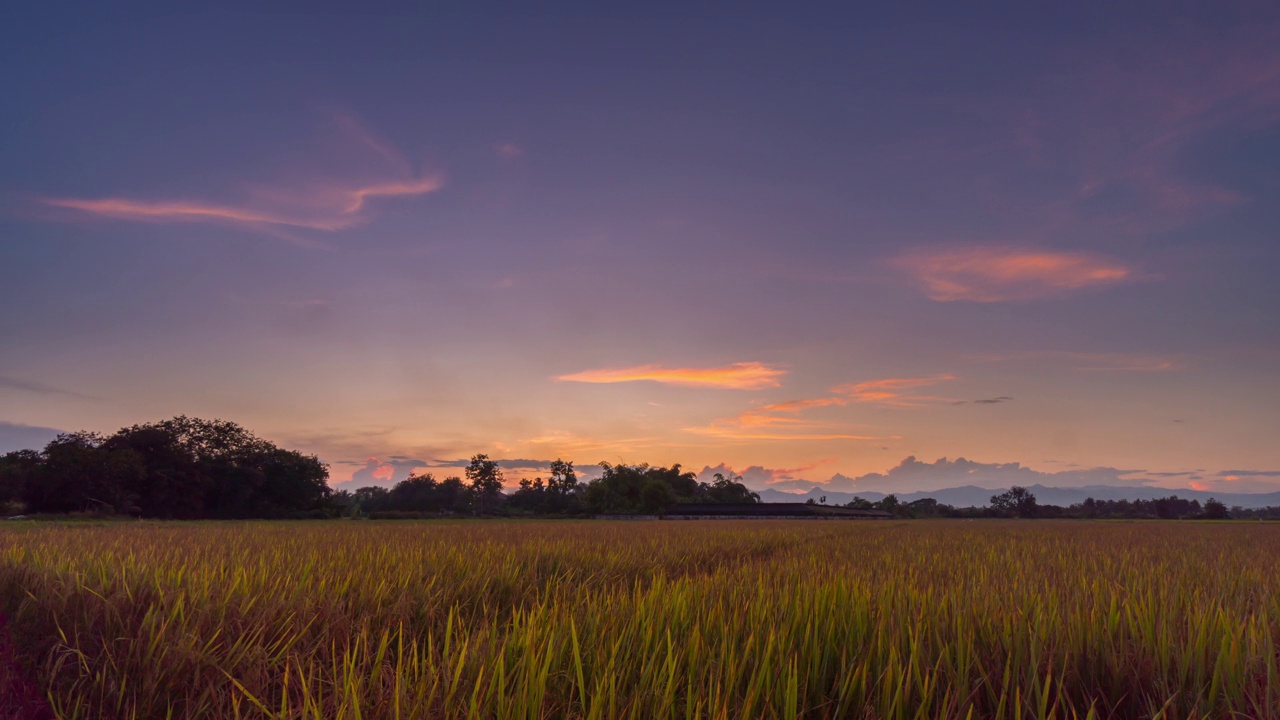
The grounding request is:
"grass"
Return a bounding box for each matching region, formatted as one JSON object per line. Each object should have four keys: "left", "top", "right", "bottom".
{"left": 0, "top": 520, "right": 1276, "bottom": 719}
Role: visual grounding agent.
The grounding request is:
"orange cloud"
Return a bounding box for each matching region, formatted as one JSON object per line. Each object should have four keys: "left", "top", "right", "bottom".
{"left": 557, "top": 362, "right": 786, "bottom": 390}
{"left": 895, "top": 247, "right": 1131, "bottom": 302}
{"left": 833, "top": 374, "right": 958, "bottom": 406}
{"left": 521, "top": 431, "right": 669, "bottom": 457}
{"left": 684, "top": 374, "right": 954, "bottom": 440}
{"left": 684, "top": 422, "right": 882, "bottom": 441}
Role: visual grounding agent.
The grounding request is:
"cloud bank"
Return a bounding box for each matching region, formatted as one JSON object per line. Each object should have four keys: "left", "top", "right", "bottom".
{"left": 707, "top": 456, "right": 1158, "bottom": 494}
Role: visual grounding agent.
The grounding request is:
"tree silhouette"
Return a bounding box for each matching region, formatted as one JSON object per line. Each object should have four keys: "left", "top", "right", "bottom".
{"left": 990, "top": 486, "right": 1038, "bottom": 518}
{"left": 1202, "top": 497, "right": 1229, "bottom": 519}
{"left": 0, "top": 417, "right": 329, "bottom": 518}
{"left": 466, "top": 454, "right": 504, "bottom": 514}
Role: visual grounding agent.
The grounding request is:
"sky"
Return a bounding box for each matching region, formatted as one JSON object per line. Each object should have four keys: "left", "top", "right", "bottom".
{"left": 2, "top": 4, "right": 1279, "bottom": 495}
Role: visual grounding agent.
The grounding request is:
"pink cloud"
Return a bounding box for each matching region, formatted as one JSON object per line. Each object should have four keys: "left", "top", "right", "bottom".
{"left": 44, "top": 176, "right": 443, "bottom": 234}
{"left": 494, "top": 143, "right": 525, "bottom": 159}
{"left": 1046, "top": 30, "right": 1279, "bottom": 236}
{"left": 39, "top": 115, "right": 444, "bottom": 240}
{"left": 332, "top": 112, "right": 413, "bottom": 176}
{"left": 894, "top": 247, "right": 1131, "bottom": 302}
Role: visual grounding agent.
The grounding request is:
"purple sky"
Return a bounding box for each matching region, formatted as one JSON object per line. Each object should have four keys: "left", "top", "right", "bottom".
{"left": 2, "top": 4, "right": 1279, "bottom": 494}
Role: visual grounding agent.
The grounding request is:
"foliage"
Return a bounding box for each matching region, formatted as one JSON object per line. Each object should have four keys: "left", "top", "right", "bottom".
{"left": 579, "top": 464, "right": 758, "bottom": 515}
{"left": 507, "top": 458, "right": 582, "bottom": 515}
{"left": 465, "top": 454, "right": 505, "bottom": 515}
{"left": 990, "top": 486, "right": 1039, "bottom": 518}
{"left": 0, "top": 417, "right": 329, "bottom": 519}
{"left": 1201, "top": 497, "right": 1229, "bottom": 520}
{"left": 0, "top": 521, "right": 1278, "bottom": 718}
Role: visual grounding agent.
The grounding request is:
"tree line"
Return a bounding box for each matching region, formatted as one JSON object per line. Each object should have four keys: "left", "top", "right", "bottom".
{"left": 2, "top": 418, "right": 1272, "bottom": 520}
{"left": 0, "top": 417, "right": 331, "bottom": 518}
{"left": 0, "top": 417, "right": 759, "bottom": 519}
{"left": 341, "top": 458, "right": 760, "bottom": 518}
{"left": 840, "top": 486, "right": 1249, "bottom": 520}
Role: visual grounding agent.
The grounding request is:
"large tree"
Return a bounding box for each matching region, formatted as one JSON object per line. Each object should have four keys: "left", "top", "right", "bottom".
{"left": 990, "top": 486, "right": 1038, "bottom": 518}
{"left": 1, "top": 417, "right": 329, "bottom": 518}
{"left": 466, "top": 454, "right": 504, "bottom": 514}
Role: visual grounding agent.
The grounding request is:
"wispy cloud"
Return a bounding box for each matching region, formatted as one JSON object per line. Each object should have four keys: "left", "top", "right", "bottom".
{"left": 521, "top": 430, "right": 668, "bottom": 457}
{"left": 44, "top": 177, "right": 443, "bottom": 233}
{"left": 973, "top": 351, "right": 1178, "bottom": 372}
{"left": 557, "top": 362, "right": 786, "bottom": 390}
{"left": 920, "top": 27, "right": 1280, "bottom": 248}
{"left": 831, "top": 374, "right": 958, "bottom": 406}
{"left": 0, "top": 375, "right": 97, "bottom": 400}
{"left": 1057, "top": 30, "right": 1280, "bottom": 236}
{"left": 333, "top": 112, "right": 413, "bottom": 176}
{"left": 494, "top": 143, "right": 525, "bottom": 159}
{"left": 39, "top": 115, "right": 444, "bottom": 241}
{"left": 684, "top": 374, "right": 954, "bottom": 440}
{"left": 955, "top": 396, "right": 1015, "bottom": 405}
{"left": 894, "top": 247, "right": 1131, "bottom": 302}
{"left": 684, "top": 422, "right": 883, "bottom": 442}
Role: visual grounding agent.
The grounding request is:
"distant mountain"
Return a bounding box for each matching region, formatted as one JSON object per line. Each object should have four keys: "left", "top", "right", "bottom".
{"left": 757, "top": 484, "right": 1280, "bottom": 509}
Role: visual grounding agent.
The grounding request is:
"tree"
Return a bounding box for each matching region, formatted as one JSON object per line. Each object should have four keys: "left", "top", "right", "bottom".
{"left": 352, "top": 486, "right": 390, "bottom": 514}
{"left": 1202, "top": 497, "right": 1229, "bottom": 520}
{"left": 546, "top": 459, "right": 578, "bottom": 495}
{"left": 388, "top": 473, "right": 441, "bottom": 512}
{"left": 4, "top": 417, "right": 329, "bottom": 519}
{"left": 509, "top": 475, "right": 547, "bottom": 514}
{"left": 436, "top": 476, "right": 470, "bottom": 513}
{"left": 0, "top": 450, "right": 40, "bottom": 509}
{"left": 990, "top": 486, "right": 1038, "bottom": 518}
{"left": 19, "top": 431, "right": 141, "bottom": 515}
{"left": 876, "top": 494, "right": 900, "bottom": 515}
{"left": 705, "top": 472, "right": 760, "bottom": 504}
{"left": 466, "top": 454, "right": 504, "bottom": 514}
{"left": 640, "top": 479, "right": 676, "bottom": 515}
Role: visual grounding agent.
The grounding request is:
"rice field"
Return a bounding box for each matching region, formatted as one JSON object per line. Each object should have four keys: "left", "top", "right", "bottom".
{"left": 0, "top": 520, "right": 1277, "bottom": 719}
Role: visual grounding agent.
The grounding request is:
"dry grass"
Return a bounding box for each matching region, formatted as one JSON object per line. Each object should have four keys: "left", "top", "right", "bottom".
{"left": 0, "top": 520, "right": 1277, "bottom": 719}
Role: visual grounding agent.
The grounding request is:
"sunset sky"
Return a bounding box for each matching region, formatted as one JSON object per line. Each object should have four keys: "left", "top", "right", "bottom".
{"left": 3, "top": 4, "right": 1279, "bottom": 494}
